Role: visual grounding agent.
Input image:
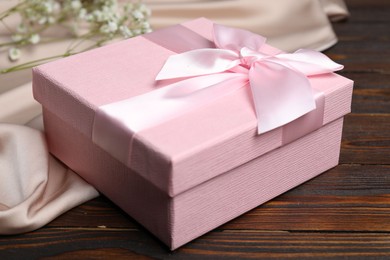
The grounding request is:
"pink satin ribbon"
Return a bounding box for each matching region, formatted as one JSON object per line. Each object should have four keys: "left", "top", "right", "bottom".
{"left": 156, "top": 24, "right": 343, "bottom": 133}
{"left": 93, "top": 24, "right": 343, "bottom": 167}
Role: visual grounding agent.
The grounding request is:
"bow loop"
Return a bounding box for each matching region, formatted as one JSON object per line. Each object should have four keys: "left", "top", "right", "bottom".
{"left": 273, "top": 49, "right": 344, "bottom": 76}
{"left": 213, "top": 24, "right": 266, "bottom": 53}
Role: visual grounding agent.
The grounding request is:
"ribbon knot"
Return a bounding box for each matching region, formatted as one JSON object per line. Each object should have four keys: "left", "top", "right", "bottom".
{"left": 156, "top": 24, "right": 343, "bottom": 134}
{"left": 239, "top": 47, "right": 271, "bottom": 67}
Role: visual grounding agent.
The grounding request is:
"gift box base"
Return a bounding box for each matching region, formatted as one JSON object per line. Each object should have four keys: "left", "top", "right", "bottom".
{"left": 43, "top": 108, "right": 344, "bottom": 250}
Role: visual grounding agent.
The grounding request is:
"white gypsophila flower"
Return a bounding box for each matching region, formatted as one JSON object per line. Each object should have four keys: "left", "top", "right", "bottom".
{"left": 71, "top": 0, "right": 82, "bottom": 10}
{"left": 24, "top": 8, "right": 37, "bottom": 22}
{"left": 102, "top": 5, "right": 114, "bottom": 14}
{"left": 43, "top": 1, "right": 54, "bottom": 13}
{"left": 93, "top": 10, "right": 104, "bottom": 22}
{"left": 99, "top": 24, "right": 110, "bottom": 34}
{"left": 78, "top": 8, "right": 87, "bottom": 19}
{"left": 102, "top": 6, "right": 119, "bottom": 22}
{"left": 139, "top": 4, "right": 151, "bottom": 17}
{"left": 100, "top": 12, "right": 110, "bottom": 22}
{"left": 20, "top": 0, "right": 59, "bottom": 26}
{"left": 53, "top": 2, "right": 61, "bottom": 13}
{"left": 2, "top": 0, "right": 151, "bottom": 73}
{"left": 38, "top": 17, "right": 47, "bottom": 25}
{"left": 101, "top": 0, "right": 116, "bottom": 7}
{"left": 29, "top": 34, "right": 40, "bottom": 44}
{"left": 140, "top": 21, "right": 150, "bottom": 30}
{"left": 107, "top": 21, "right": 118, "bottom": 32}
{"left": 119, "top": 25, "right": 133, "bottom": 38}
{"left": 123, "top": 3, "right": 133, "bottom": 13}
{"left": 86, "top": 13, "right": 94, "bottom": 22}
{"left": 100, "top": 21, "right": 118, "bottom": 34}
{"left": 132, "top": 29, "right": 142, "bottom": 36}
{"left": 8, "top": 48, "right": 21, "bottom": 61}
{"left": 143, "top": 28, "right": 152, "bottom": 34}
{"left": 132, "top": 10, "right": 144, "bottom": 20}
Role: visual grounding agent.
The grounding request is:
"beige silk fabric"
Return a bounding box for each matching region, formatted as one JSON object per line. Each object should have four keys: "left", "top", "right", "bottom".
{"left": 0, "top": 117, "right": 98, "bottom": 234}
{"left": 0, "top": 0, "right": 348, "bottom": 234}
{"left": 146, "top": 0, "right": 349, "bottom": 52}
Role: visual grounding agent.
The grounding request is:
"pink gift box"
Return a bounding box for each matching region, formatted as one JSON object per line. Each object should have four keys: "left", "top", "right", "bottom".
{"left": 33, "top": 18, "right": 353, "bottom": 249}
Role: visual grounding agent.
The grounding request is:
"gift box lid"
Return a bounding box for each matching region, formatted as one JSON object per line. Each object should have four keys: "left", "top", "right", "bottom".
{"left": 33, "top": 18, "right": 353, "bottom": 197}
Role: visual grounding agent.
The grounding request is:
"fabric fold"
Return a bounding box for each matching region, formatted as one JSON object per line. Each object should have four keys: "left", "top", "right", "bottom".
{"left": 0, "top": 118, "right": 98, "bottom": 235}
{"left": 321, "top": 0, "right": 350, "bottom": 22}
{"left": 0, "top": 82, "right": 42, "bottom": 125}
{"left": 145, "top": 0, "right": 349, "bottom": 52}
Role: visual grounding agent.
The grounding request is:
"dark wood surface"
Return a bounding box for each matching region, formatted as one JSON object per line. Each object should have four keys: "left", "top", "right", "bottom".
{"left": 1, "top": 0, "right": 389, "bottom": 259}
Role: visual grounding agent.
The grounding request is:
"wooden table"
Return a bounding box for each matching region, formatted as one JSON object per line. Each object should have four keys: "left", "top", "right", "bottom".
{"left": 1, "top": 0, "right": 389, "bottom": 258}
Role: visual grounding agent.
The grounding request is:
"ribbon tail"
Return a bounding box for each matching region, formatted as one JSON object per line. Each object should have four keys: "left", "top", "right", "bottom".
{"left": 93, "top": 73, "right": 248, "bottom": 164}
{"left": 249, "top": 61, "right": 316, "bottom": 134}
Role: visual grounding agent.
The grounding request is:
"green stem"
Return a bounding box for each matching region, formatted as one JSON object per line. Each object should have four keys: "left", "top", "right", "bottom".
{"left": 66, "top": 32, "right": 95, "bottom": 53}
{"left": 0, "top": 40, "right": 106, "bottom": 74}
{"left": 0, "top": 2, "right": 27, "bottom": 20}
{"left": 0, "top": 41, "right": 19, "bottom": 48}
{"left": 0, "top": 23, "right": 52, "bottom": 48}
{"left": 0, "top": 35, "right": 80, "bottom": 49}
{"left": 1, "top": 53, "right": 72, "bottom": 73}
{"left": 1, "top": 20, "right": 14, "bottom": 34}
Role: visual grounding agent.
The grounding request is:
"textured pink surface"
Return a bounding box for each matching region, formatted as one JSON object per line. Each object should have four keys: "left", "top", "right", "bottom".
{"left": 43, "top": 108, "right": 343, "bottom": 250}
{"left": 33, "top": 18, "right": 353, "bottom": 197}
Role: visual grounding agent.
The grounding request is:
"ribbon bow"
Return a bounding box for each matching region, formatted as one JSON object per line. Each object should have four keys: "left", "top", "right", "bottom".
{"left": 156, "top": 24, "right": 343, "bottom": 134}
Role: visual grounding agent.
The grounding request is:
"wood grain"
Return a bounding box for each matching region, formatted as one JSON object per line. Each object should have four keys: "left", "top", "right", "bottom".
{"left": 1, "top": 229, "right": 390, "bottom": 259}
{"left": 340, "top": 114, "right": 390, "bottom": 164}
